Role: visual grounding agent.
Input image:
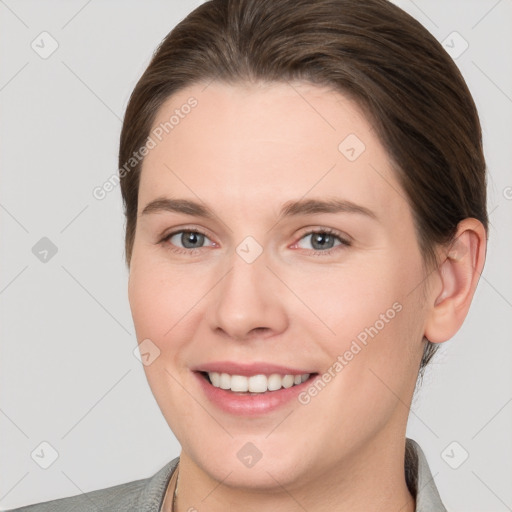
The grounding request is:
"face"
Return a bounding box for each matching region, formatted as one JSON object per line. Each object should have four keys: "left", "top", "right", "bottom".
{"left": 128, "top": 81, "right": 429, "bottom": 490}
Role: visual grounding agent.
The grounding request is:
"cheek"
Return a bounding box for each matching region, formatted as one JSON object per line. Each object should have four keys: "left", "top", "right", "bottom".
{"left": 297, "top": 264, "right": 424, "bottom": 446}
{"left": 128, "top": 257, "right": 214, "bottom": 364}
{"left": 302, "top": 251, "right": 424, "bottom": 389}
{"left": 128, "top": 269, "right": 170, "bottom": 342}
{"left": 127, "top": 261, "right": 201, "bottom": 426}
{"left": 294, "top": 259, "right": 403, "bottom": 346}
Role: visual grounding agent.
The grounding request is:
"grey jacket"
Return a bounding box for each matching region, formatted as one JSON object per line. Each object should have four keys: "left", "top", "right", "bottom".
{"left": 7, "top": 438, "right": 447, "bottom": 511}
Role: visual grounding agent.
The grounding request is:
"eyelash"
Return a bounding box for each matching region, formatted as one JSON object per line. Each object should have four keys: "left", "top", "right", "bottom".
{"left": 160, "top": 227, "right": 351, "bottom": 256}
{"left": 294, "top": 227, "right": 352, "bottom": 256}
{"left": 160, "top": 228, "right": 213, "bottom": 256}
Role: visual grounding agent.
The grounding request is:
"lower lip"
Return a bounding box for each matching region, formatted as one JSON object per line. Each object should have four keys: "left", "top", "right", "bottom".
{"left": 194, "top": 371, "right": 318, "bottom": 416}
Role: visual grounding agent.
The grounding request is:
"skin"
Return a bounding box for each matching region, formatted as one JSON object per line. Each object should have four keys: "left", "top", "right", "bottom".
{"left": 127, "top": 81, "right": 486, "bottom": 512}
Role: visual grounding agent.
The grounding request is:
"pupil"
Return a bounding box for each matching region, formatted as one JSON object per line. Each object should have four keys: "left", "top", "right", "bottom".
{"left": 182, "top": 231, "right": 204, "bottom": 249}
{"left": 312, "top": 233, "right": 334, "bottom": 250}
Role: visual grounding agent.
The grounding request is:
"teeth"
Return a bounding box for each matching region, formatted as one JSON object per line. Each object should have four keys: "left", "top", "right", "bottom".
{"left": 206, "top": 372, "right": 311, "bottom": 393}
{"left": 248, "top": 374, "right": 267, "bottom": 392}
{"left": 267, "top": 374, "right": 282, "bottom": 391}
{"left": 231, "top": 375, "right": 248, "bottom": 392}
{"left": 282, "top": 374, "right": 294, "bottom": 388}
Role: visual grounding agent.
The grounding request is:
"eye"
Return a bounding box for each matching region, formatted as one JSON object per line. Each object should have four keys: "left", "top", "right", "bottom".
{"left": 295, "top": 228, "right": 351, "bottom": 253}
{"left": 162, "top": 229, "right": 216, "bottom": 253}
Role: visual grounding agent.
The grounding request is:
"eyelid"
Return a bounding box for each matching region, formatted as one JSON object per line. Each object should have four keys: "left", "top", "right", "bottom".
{"left": 161, "top": 225, "right": 214, "bottom": 242}
{"left": 293, "top": 227, "right": 352, "bottom": 245}
{"left": 288, "top": 227, "right": 352, "bottom": 257}
{"left": 159, "top": 226, "right": 217, "bottom": 254}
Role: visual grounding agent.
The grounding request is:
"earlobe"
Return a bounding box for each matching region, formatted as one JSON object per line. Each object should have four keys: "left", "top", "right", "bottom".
{"left": 424, "top": 218, "right": 487, "bottom": 343}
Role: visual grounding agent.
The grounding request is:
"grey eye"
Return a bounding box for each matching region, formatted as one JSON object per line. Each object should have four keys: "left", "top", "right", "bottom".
{"left": 169, "top": 230, "right": 212, "bottom": 249}
{"left": 297, "top": 232, "right": 343, "bottom": 251}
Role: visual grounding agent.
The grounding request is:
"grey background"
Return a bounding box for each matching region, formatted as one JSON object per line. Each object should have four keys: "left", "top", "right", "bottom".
{"left": 0, "top": 1, "right": 510, "bottom": 510}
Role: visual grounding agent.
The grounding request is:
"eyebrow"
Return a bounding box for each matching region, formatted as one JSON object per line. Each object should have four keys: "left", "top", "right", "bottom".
{"left": 140, "top": 197, "right": 377, "bottom": 221}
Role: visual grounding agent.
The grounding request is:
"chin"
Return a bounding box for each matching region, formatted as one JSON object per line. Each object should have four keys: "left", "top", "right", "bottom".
{"left": 186, "top": 436, "right": 308, "bottom": 492}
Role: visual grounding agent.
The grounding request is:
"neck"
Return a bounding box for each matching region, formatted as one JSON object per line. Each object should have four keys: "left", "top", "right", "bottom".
{"left": 169, "top": 433, "right": 416, "bottom": 512}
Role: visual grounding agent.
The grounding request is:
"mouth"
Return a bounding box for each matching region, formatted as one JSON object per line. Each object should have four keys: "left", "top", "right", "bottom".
{"left": 190, "top": 361, "right": 320, "bottom": 415}
{"left": 193, "top": 369, "right": 320, "bottom": 416}
{"left": 198, "top": 371, "right": 317, "bottom": 395}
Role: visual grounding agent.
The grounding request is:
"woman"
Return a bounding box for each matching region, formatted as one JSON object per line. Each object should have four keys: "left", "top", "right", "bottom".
{"left": 8, "top": 0, "right": 487, "bottom": 510}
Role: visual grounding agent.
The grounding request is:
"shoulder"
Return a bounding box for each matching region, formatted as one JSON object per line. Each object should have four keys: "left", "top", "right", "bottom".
{"left": 8, "top": 479, "right": 147, "bottom": 512}
{"left": 5, "top": 457, "right": 179, "bottom": 512}
{"left": 406, "top": 438, "right": 448, "bottom": 512}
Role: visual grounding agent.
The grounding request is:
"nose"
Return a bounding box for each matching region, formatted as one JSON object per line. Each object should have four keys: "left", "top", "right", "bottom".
{"left": 208, "top": 247, "right": 289, "bottom": 342}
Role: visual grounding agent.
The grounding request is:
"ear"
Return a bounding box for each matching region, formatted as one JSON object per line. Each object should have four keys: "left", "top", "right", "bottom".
{"left": 424, "top": 218, "right": 487, "bottom": 343}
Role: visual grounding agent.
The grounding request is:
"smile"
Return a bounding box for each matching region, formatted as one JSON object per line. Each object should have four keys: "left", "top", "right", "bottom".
{"left": 204, "top": 371, "right": 311, "bottom": 394}
{"left": 194, "top": 370, "right": 319, "bottom": 416}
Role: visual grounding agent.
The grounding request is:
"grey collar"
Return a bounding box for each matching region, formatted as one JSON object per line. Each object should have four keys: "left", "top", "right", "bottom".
{"left": 408, "top": 438, "right": 447, "bottom": 512}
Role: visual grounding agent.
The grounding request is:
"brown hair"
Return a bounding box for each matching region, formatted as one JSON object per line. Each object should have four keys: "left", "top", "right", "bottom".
{"left": 119, "top": 0, "right": 487, "bottom": 382}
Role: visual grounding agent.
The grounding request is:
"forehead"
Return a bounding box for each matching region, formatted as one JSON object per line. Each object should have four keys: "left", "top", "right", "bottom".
{"left": 139, "top": 80, "right": 407, "bottom": 220}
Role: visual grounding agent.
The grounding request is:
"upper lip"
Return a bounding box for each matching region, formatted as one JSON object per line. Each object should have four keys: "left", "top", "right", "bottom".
{"left": 191, "top": 361, "right": 314, "bottom": 377}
